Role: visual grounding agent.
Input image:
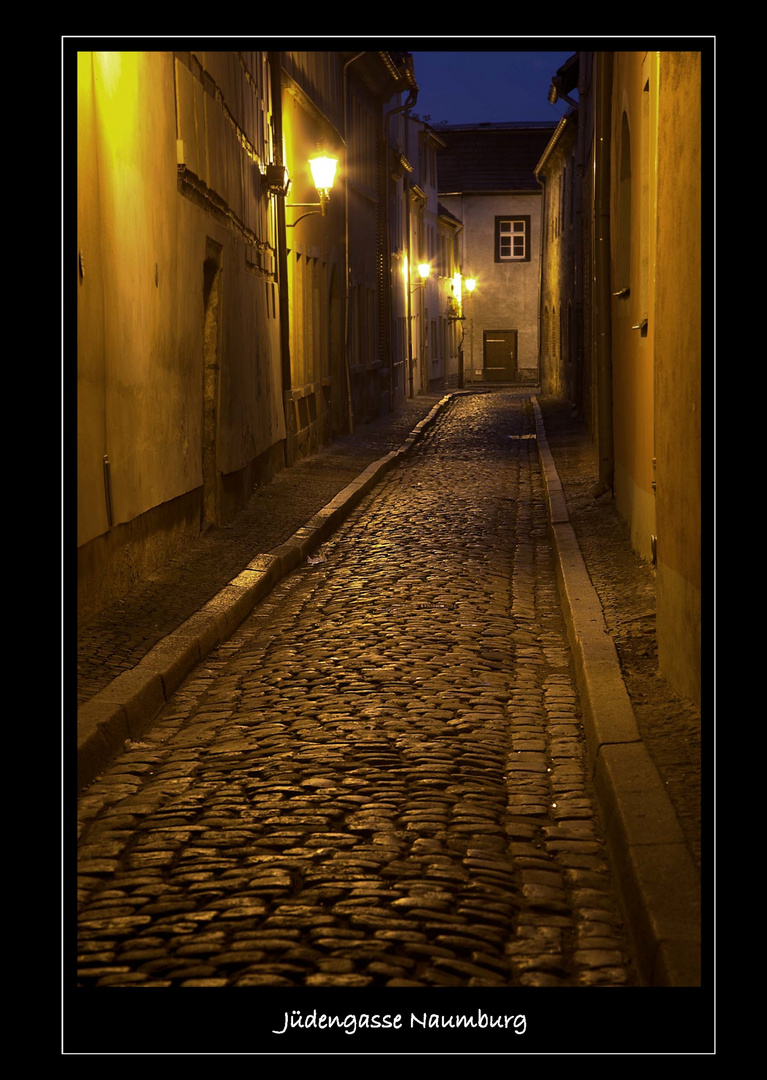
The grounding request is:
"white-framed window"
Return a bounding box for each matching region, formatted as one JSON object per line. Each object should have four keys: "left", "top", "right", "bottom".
{"left": 495, "top": 216, "right": 531, "bottom": 263}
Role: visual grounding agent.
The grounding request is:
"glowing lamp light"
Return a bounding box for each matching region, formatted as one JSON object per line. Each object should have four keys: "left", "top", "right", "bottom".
{"left": 285, "top": 149, "right": 340, "bottom": 225}
{"left": 417, "top": 262, "right": 431, "bottom": 280}
{"left": 465, "top": 277, "right": 477, "bottom": 292}
{"left": 308, "top": 152, "right": 338, "bottom": 196}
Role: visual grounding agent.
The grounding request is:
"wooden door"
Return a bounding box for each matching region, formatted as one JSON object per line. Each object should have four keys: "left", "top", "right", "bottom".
{"left": 483, "top": 330, "right": 518, "bottom": 382}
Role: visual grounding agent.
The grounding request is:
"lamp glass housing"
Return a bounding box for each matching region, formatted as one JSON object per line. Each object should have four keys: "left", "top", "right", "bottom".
{"left": 309, "top": 153, "right": 338, "bottom": 194}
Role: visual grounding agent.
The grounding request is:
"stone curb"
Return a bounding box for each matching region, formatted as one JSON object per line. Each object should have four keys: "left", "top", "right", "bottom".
{"left": 76, "top": 394, "right": 455, "bottom": 794}
{"left": 532, "top": 396, "right": 701, "bottom": 988}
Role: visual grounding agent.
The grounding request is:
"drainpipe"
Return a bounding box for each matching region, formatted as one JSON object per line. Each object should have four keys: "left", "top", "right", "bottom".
{"left": 451, "top": 220, "right": 464, "bottom": 389}
{"left": 574, "top": 55, "right": 587, "bottom": 416}
{"left": 537, "top": 172, "right": 547, "bottom": 391}
{"left": 269, "top": 52, "right": 293, "bottom": 461}
{"left": 593, "top": 50, "right": 614, "bottom": 497}
{"left": 405, "top": 167, "right": 416, "bottom": 400}
{"left": 384, "top": 91, "right": 417, "bottom": 410}
{"left": 342, "top": 52, "right": 366, "bottom": 435}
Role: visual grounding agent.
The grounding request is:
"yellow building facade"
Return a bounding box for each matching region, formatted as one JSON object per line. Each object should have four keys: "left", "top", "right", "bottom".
{"left": 77, "top": 51, "right": 284, "bottom": 624}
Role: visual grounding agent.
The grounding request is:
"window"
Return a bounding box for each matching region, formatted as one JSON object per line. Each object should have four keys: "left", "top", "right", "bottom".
{"left": 495, "top": 216, "right": 531, "bottom": 263}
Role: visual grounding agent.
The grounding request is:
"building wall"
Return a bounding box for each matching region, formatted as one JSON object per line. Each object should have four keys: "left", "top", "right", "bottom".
{"left": 387, "top": 113, "right": 411, "bottom": 410}
{"left": 416, "top": 125, "right": 445, "bottom": 393}
{"left": 77, "top": 51, "right": 284, "bottom": 625}
{"left": 438, "top": 212, "right": 462, "bottom": 388}
{"left": 441, "top": 192, "right": 542, "bottom": 382}
{"left": 535, "top": 50, "right": 701, "bottom": 707}
{"left": 602, "top": 49, "right": 701, "bottom": 706}
{"left": 536, "top": 117, "right": 577, "bottom": 399}
{"left": 279, "top": 58, "right": 347, "bottom": 457}
{"left": 610, "top": 51, "right": 657, "bottom": 563}
{"left": 347, "top": 69, "right": 387, "bottom": 422}
{"left": 653, "top": 51, "right": 702, "bottom": 707}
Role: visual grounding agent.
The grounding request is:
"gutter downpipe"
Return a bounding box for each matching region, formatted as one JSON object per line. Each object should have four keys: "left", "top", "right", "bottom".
{"left": 594, "top": 50, "right": 614, "bottom": 496}
{"left": 405, "top": 125, "right": 415, "bottom": 400}
{"left": 269, "top": 52, "right": 293, "bottom": 462}
{"left": 451, "top": 219, "right": 464, "bottom": 389}
{"left": 574, "top": 56, "right": 587, "bottom": 416}
{"left": 537, "top": 171, "right": 547, "bottom": 393}
{"left": 384, "top": 90, "right": 417, "bottom": 410}
{"left": 342, "top": 52, "right": 366, "bottom": 435}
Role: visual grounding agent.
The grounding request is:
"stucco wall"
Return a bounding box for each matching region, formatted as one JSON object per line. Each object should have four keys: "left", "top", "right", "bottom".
{"left": 77, "top": 51, "right": 285, "bottom": 620}
{"left": 610, "top": 52, "right": 657, "bottom": 563}
{"left": 280, "top": 82, "right": 347, "bottom": 450}
{"left": 441, "top": 193, "right": 542, "bottom": 380}
{"left": 653, "top": 51, "right": 702, "bottom": 708}
{"left": 537, "top": 120, "right": 577, "bottom": 399}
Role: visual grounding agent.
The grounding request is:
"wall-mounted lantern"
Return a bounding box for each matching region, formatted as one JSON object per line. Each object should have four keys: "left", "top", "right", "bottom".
{"left": 408, "top": 261, "right": 431, "bottom": 292}
{"left": 448, "top": 274, "right": 476, "bottom": 320}
{"left": 283, "top": 150, "right": 339, "bottom": 227}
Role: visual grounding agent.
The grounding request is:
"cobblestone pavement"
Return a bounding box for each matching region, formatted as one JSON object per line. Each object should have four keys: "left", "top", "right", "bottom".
{"left": 76, "top": 390, "right": 637, "bottom": 996}
{"left": 76, "top": 395, "right": 446, "bottom": 707}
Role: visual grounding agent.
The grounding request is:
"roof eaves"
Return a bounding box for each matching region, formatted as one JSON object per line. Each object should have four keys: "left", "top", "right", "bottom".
{"left": 534, "top": 113, "right": 574, "bottom": 178}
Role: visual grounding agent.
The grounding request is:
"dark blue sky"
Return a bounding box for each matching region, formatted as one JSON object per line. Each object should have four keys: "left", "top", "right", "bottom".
{"left": 408, "top": 50, "right": 576, "bottom": 126}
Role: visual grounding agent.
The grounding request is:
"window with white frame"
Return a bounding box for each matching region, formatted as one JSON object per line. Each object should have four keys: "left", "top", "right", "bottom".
{"left": 495, "top": 216, "right": 531, "bottom": 263}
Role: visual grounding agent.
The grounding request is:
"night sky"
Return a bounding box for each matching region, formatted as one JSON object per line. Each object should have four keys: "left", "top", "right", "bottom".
{"left": 408, "top": 50, "right": 577, "bottom": 126}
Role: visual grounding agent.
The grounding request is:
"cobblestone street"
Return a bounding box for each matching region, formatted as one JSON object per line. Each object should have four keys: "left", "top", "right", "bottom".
{"left": 77, "top": 390, "right": 636, "bottom": 1008}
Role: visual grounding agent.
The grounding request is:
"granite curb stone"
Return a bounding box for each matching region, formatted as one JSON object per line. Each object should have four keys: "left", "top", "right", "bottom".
{"left": 532, "top": 396, "right": 701, "bottom": 987}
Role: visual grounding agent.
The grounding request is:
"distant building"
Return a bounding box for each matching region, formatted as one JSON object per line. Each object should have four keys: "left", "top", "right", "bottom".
{"left": 437, "top": 122, "right": 558, "bottom": 384}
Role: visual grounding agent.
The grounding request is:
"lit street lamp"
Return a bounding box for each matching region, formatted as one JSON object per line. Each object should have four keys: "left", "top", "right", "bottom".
{"left": 449, "top": 274, "right": 477, "bottom": 389}
{"left": 283, "top": 149, "right": 339, "bottom": 226}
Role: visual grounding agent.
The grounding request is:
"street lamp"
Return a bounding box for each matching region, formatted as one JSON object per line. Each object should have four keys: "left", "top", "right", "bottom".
{"left": 283, "top": 150, "right": 339, "bottom": 226}
{"left": 406, "top": 261, "right": 431, "bottom": 291}
{"left": 448, "top": 274, "right": 477, "bottom": 389}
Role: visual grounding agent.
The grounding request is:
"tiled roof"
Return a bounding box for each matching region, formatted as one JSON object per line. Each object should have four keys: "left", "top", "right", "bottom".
{"left": 436, "top": 123, "right": 558, "bottom": 194}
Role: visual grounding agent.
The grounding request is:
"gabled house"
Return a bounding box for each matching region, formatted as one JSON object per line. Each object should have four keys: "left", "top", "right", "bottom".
{"left": 437, "top": 122, "right": 558, "bottom": 384}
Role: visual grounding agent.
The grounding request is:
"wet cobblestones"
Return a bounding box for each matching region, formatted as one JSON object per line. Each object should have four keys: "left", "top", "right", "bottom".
{"left": 76, "top": 390, "right": 636, "bottom": 989}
